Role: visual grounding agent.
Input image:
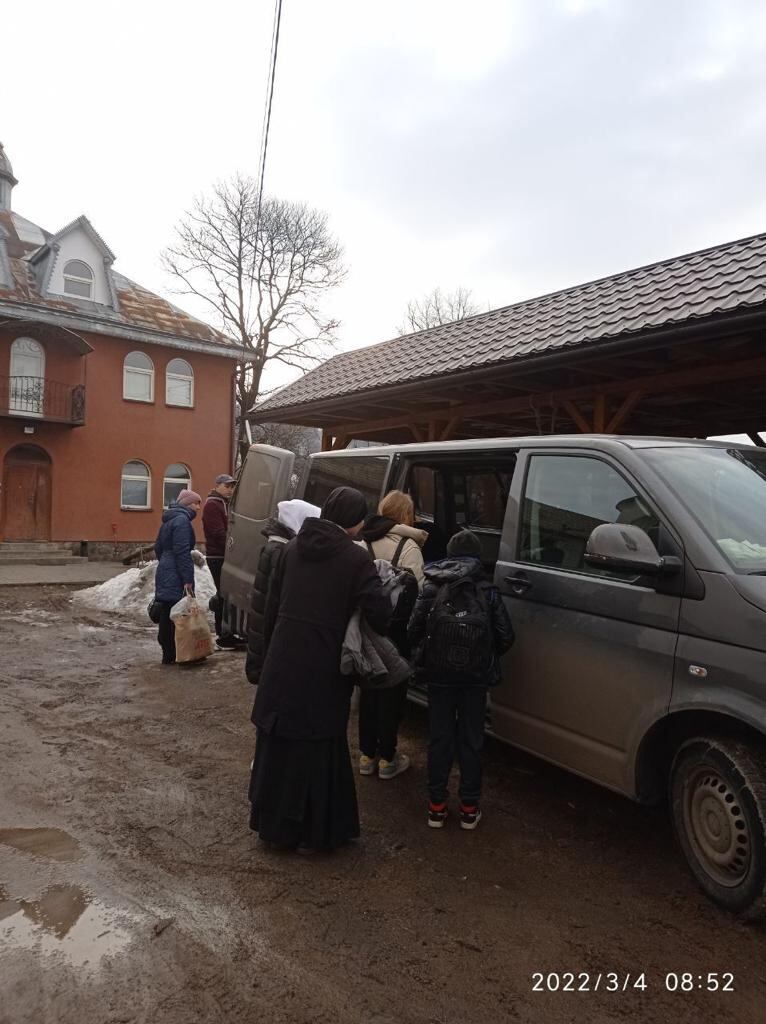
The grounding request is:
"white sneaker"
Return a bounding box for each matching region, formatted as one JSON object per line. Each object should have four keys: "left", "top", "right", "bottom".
{"left": 359, "top": 754, "right": 377, "bottom": 776}
{"left": 378, "top": 752, "right": 410, "bottom": 780}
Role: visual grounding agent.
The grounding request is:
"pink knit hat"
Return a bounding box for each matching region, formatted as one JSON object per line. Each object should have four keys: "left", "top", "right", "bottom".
{"left": 176, "top": 489, "right": 202, "bottom": 507}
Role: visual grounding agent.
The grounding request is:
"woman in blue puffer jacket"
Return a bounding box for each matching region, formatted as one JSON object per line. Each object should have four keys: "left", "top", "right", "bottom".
{"left": 154, "top": 489, "right": 202, "bottom": 664}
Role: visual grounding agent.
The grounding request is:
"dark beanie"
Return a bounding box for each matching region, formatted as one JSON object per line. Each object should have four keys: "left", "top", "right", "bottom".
{"left": 447, "top": 529, "right": 481, "bottom": 558}
{"left": 321, "top": 486, "right": 368, "bottom": 529}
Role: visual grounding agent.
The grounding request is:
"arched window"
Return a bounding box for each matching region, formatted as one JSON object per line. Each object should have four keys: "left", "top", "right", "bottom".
{"left": 121, "top": 460, "right": 151, "bottom": 509}
{"left": 163, "top": 463, "right": 191, "bottom": 508}
{"left": 63, "top": 260, "right": 94, "bottom": 299}
{"left": 9, "top": 337, "right": 46, "bottom": 416}
{"left": 123, "top": 351, "right": 154, "bottom": 402}
{"left": 166, "top": 357, "right": 194, "bottom": 407}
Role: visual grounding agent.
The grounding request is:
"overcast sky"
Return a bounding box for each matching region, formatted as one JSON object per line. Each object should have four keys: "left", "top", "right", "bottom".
{"left": 5, "top": 0, "right": 766, "bottom": 393}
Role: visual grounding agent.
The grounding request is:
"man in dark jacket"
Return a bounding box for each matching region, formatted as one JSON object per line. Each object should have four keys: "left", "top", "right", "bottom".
{"left": 245, "top": 498, "right": 320, "bottom": 685}
{"left": 249, "top": 486, "right": 391, "bottom": 850}
{"left": 154, "top": 490, "right": 202, "bottom": 664}
{"left": 202, "top": 473, "right": 236, "bottom": 649}
{"left": 408, "top": 529, "right": 514, "bottom": 831}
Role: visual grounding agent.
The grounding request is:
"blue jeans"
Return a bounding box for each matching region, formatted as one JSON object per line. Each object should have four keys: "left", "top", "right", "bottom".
{"left": 427, "top": 685, "right": 487, "bottom": 806}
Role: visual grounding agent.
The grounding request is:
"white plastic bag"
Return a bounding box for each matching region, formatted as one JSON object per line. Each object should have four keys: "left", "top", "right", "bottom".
{"left": 170, "top": 596, "right": 214, "bottom": 662}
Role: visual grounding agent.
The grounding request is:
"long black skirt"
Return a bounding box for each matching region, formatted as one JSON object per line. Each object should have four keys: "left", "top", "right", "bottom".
{"left": 248, "top": 730, "right": 360, "bottom": 850}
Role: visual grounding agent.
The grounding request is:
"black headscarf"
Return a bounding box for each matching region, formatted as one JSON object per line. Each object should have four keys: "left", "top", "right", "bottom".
{"left": 321, "top": 486, "right": 368, "bottom": 529}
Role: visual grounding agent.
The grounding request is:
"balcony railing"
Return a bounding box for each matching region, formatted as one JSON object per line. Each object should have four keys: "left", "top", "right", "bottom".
{"left": 0, "top": 375, "right": 85, "bottom": 425}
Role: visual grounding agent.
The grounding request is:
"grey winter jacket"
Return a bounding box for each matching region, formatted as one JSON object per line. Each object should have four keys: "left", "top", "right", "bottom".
{"left": 341, "top": 559, "right": 412, "bottom": 689}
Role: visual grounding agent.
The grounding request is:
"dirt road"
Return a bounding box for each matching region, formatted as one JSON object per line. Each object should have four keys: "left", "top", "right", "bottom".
{"left": 1, "top": 584, "right": 764, "bottom": 1024}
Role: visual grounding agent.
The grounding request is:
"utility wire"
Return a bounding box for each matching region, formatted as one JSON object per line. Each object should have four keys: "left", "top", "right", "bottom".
{"left": 255, "top": 0, "right": 284, "bottom": 236}
{"left": 240, "top": 0, "right": 284, "bottom": 422}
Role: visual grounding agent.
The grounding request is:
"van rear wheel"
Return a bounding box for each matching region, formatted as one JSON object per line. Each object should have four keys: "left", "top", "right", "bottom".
{"left": 670, "top": 736, "right": 766, "bottom": 918}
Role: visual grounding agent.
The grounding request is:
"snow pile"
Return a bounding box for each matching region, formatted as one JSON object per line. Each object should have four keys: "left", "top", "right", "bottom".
{"left": 73, "top": 560, "right": 217, "bottom": 621}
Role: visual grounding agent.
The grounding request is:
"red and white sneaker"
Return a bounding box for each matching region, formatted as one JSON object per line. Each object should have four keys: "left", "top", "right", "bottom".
{"left": 428, "top": 802, "right": 448, "bottom": 829}
{"left": 459, "top": 804, "right": 482, "bottom": 830}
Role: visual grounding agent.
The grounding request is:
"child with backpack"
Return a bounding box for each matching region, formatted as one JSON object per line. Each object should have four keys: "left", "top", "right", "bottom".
{"left": 407, "top": 529, "right": 514, "bottom": 830}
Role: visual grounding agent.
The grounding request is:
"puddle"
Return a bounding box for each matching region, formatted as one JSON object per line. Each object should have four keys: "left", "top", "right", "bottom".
{"left": 0, "top": 883, "right": 135, "bottom": 967}
{"left": 0, "top": 827, "right": 82, "bottom": 862}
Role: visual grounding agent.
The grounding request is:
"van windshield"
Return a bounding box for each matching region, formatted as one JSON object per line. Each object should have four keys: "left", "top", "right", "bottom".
{"left": 645, "top": 447, "right": 766, "bottom": 572}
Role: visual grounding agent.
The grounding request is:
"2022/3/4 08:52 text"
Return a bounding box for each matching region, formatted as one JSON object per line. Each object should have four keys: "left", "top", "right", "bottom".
{"left": 531, "top": 973, "right": 735, "bottom": 992}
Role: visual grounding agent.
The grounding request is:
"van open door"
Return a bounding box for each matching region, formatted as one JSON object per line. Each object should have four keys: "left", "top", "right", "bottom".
{"left": 220, "top": 444, "right": 295, "bottom": 638}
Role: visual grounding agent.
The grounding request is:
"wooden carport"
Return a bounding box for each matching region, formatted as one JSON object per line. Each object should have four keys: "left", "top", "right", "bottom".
{"left": 252, "top": 233, "right": 766, "bottom": 448}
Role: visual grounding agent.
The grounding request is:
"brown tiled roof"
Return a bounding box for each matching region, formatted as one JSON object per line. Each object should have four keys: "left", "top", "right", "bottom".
{"left": 257, "top": 231, "right": 766, "bottom": 414}
{"left": 0, "top": 210, "right": 239, "bottom": 354}
{"left": 111, "top": 271, "right": 235, "bottom": 348}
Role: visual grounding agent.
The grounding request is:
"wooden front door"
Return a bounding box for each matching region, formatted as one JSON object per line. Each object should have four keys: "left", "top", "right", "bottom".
{"left": 2, "top": 446, "right": 52, "bottom": 541}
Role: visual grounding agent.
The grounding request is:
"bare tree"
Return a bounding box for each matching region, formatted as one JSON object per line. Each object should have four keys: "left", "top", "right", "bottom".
{"left": 397, "top": 286, "right": 480, "bottom": 334}
{"left": 163, "top": 176, "right": 345, "bottom": 455}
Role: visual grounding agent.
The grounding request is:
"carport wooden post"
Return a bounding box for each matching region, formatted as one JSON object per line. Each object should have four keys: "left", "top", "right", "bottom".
{"left": 320, "top": 432, "right": 349, "bottom": 451}
{"left": 564, "top": 391, "right": 644, "bottom": 434}
{"left": 593, "top": 394, "right": 607, "bottom": 433}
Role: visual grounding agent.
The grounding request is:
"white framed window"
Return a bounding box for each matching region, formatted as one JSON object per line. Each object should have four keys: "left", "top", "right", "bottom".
{"left": 123, "top": 351, "right": 154, "bottom": 402}
{"left": 63, "top": 259, "right": 94, "bottom": 299}
{"left": 121, "top": 460, "right": 151, "bottom": 509}
{"left": 163, "top": 463, "right": 191, "bottom": 508}
{"left": 9, "top": 337, "right": 45, "bottom": 416}
{"left": 166, "top": 357, "right": 194, "bottom": 407}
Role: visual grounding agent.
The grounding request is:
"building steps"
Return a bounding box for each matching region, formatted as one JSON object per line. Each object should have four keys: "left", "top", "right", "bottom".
{"left": 0, "top": 543, "right": 87, "bottom": 566}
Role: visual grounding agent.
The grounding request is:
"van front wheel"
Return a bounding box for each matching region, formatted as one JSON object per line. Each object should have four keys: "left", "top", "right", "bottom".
{"left": 670, "top": 736, "right": 766, "bottom": 918}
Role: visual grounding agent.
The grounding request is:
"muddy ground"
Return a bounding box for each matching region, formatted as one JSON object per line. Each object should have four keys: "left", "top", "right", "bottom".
{"left": 0, "top": 584, "right": 764, "bottom": 1024}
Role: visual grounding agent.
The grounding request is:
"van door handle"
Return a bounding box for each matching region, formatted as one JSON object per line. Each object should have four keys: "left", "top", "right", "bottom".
{"left": 505, "top": 574, "right": 532, "bottom": 594}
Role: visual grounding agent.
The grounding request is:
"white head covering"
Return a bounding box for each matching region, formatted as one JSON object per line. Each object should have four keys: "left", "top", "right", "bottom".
{"left": 277, "top": 498, "right": 321, "bottom": 535}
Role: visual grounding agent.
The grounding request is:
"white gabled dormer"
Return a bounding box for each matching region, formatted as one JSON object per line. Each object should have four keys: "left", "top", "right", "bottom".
{"left": 28, "top": 215, "right": 120, "bottom": 310}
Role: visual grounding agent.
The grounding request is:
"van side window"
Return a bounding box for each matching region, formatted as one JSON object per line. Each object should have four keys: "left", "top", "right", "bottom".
{"left": 232, "top": 452, "right": 283, "bottom": 520}
{"left": 303, "top": 456, "right": 389, "bottom": 512}
{"left": 519, "top": 455, "right": 659, "bottom": 574}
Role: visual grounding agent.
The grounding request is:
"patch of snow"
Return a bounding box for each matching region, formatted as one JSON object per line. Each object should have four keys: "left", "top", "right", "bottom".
{"left": 72, "top": 561, "right": 217, "bottom": 622}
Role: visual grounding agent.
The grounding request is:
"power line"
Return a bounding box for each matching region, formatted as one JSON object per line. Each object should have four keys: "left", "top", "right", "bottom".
{"left": 240, "top": 0, "right": 284, "bottom": 401}
{"left": 255, "top": 0, "right": 284, "bottom": 241}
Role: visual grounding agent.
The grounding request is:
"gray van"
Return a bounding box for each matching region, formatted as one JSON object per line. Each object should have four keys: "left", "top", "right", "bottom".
{"left": 221, "top": 435, "right": 766, "bottom": 916}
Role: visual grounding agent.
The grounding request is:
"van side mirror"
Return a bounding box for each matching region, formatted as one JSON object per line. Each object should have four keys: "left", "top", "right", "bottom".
{"left": 584, "top": 523, "right": 679, "bottom": 576}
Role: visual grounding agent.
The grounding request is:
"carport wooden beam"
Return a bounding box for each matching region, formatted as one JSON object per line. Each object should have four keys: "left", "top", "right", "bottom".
{"left": 321, "top": 354, "right": 766, "bottom": 440}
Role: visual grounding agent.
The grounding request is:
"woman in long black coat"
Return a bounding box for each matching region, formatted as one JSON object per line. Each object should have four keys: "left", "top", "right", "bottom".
{"left": 249, "top": 486, "right": 390, "bottom": 850}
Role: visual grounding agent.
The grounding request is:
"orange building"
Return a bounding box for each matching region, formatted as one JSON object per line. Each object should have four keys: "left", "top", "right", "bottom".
{"left": 0, "top": 142, "right": 240, "bottom": 557}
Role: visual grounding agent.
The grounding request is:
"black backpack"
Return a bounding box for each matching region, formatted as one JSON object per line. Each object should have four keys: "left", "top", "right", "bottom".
{"left": 366, "top": 537, "right": 419, "bottom": 656}
{"left": 423, "top": 576, "right": 493, "bottom": 684}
